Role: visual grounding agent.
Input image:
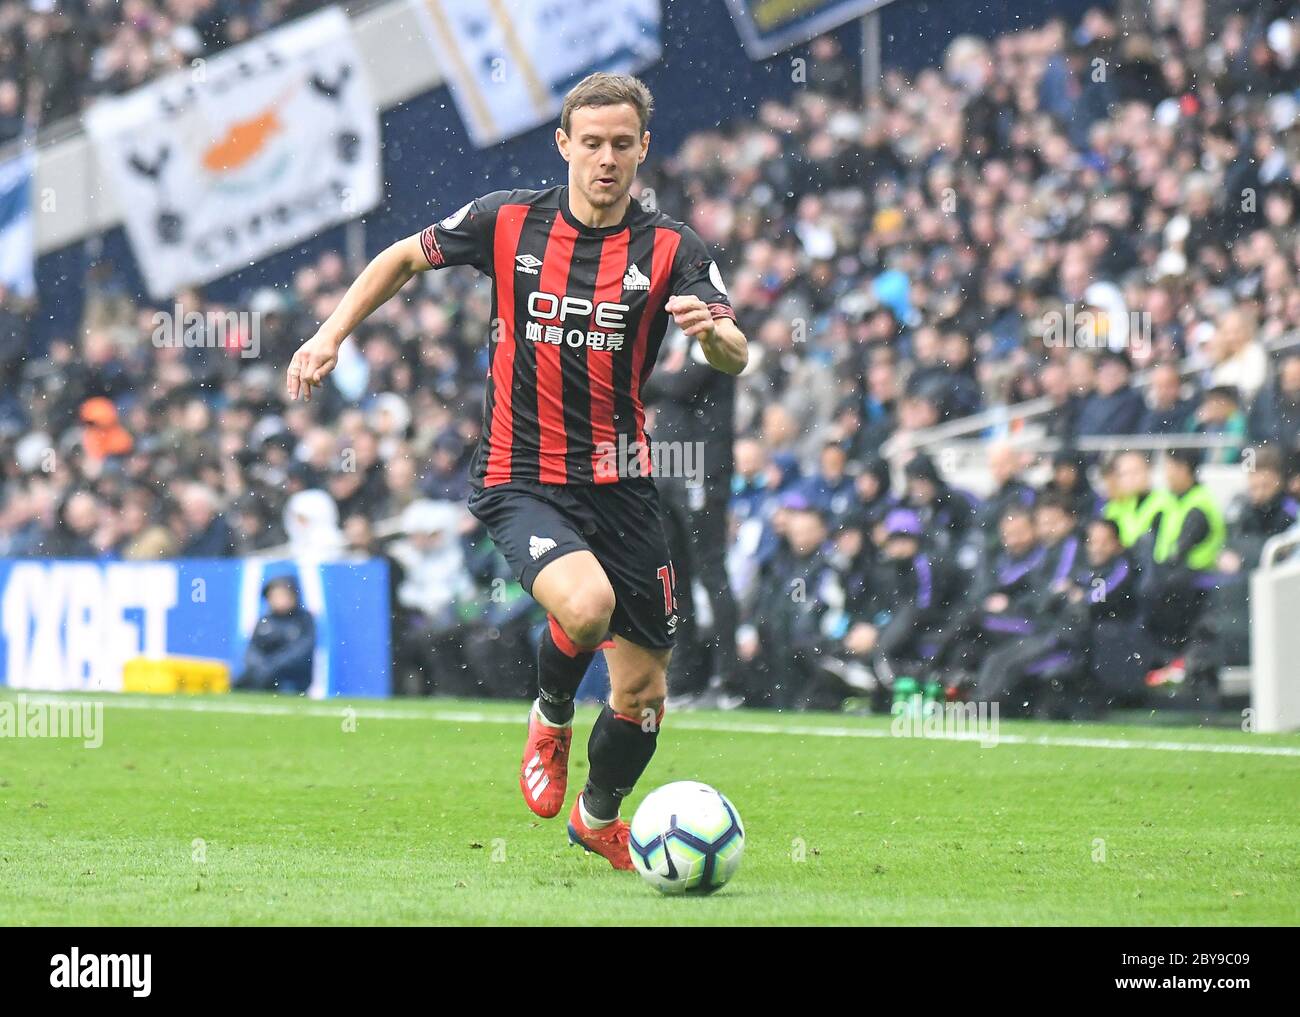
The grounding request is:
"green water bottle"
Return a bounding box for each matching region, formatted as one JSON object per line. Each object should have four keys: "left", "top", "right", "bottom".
{"left": 892, "top": 676, "right": 920, "bottom": 715}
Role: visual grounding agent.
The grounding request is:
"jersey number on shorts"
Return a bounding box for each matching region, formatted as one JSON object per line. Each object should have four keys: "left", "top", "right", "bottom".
{"left": 656, "top": 563, "right": 678, "bottom": 617}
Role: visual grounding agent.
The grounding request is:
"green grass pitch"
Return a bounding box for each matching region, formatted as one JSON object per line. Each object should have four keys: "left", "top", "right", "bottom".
{"left": 2, "top": 691, "right": 1298, "bottom": 925}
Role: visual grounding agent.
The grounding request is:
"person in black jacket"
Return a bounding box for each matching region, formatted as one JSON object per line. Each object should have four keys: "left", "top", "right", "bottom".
{"left": 1071, "top": 516, "right": 1144, "bottom": 705}
{"left": 1033, "top": 491, "right": 1084, "bottom": 590}
{"left": 739, "top": 495, "right": 839, "bottom": 710}
{"left": 1040, "top": 360, "right": 1083, "bottom": 443}
{"left": 1247, "top": 351, "right": 1300, "bottom": 456}
{"left": 969, "top": 517, "right": 1139, "bottom": 714}
{"left": 38, "top": 490, "right": 102, "bottom": 558}
{"left": 1075, "top": 352, "right": 1146, "bottom": 439}
{"left": 1069, "top": 519, "right": 1141, "bottom": 624}
{"left": 1039, "top": 448, "right": 1101, "bottom": 521}
{"left": 1137, "top": 363, "right": 1195, "bottom": 435}
{"left": 972, "top": 442, "right": 1037, "bottom": 561}
{"left": 835, "top": 456, "right": 897, "bottom": 537}
{"left": 842, "top": 508, "right": 958, "bottom": 684}
{"left": 957, "top": 495, "right": 1086, "bottom": 711}
{"left": 642, "top": 327, "right": 740, "bottom": 703}
{"left": 1221, "top": 447, "right": 1300, "bottom": 573}
{"left": 178, "top": 485, "right": 238, "bottom": 558}
{"left": 1211, "top": 446, "right": 1299, "bottom": 667}
{"left": 928, "top": 504, "right": 1045, "bottom": 682}
{"left": 235, "top": 576, "right": 316, "bottom": 694}
{"left": 902, "top": 453, "right": 979, "bottom": 567}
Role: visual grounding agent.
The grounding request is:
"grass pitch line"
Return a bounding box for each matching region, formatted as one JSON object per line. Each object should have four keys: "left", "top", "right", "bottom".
{"left": 8, "top": 691, "right": 1300, "bottom": 758}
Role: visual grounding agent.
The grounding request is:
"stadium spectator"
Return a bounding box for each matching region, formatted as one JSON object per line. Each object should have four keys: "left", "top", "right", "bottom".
{"left": 1038, "top": 361, "right": 1082, "bottom": 442}
{"left": 1248, "top": 352, "right": 1300, "bottom": 455}
{"left": 740, "top": 492, "right": 837, "bottom": 710}
{"left": 1138, "top": 363, "right": 1196, "bottom": 435}
{"left": 1206, "top": 309, "right": 1269, "bottom": 405}
{"left": 114, "top": 485, "right": 178, "bottom": 560}
{"left": 0, "top": 79, "right": 23, "bottom": 144}
{"left": 845, "top": 507, "right": 958, "bottom": 690}
{"left": 1189, "top": 385, "right": 1248, "bottom": 465}
{"left": 840, "top": 358, "right": 900, "bottom": 462}
{"left": 930, "top": 504, "right": 1045, "bottom": 682}
{"left": 6, "top": 4, "right": 1300, "bottom": 716}
{"left": 902, "top": 453, "right": 977, "bottom": 565}
{"left": 1221, "top": 448, "right": 1300, "bottom": 574}
{"left": 389, "top": 499, "right": 476, "bottom": 694}
{"left": 0, "top": 1, "right": 333, "bottom": 137}
{"left": 837, "top": 455, "right": 896, "bottom": 539}
{"left": 422, "top": 434, "right": 471, "bottom": 503}
{"left": 973, "top": 442, "right": 1037, "bottom": 557}
{"left": 1103, "top": 451, "right": 1172, "bottom": 562}
{"left": 797, "top": 439, "right": 857, "bottom": 520}
{"left": 1034, "top": 491, "right": 1084, "bottom": 588}
{"left": 39, "top": 490, "right": 105, "bottom": 558}
{"left": 282, "top": 488, "right": 344, "bottom": 559}
{"left": 1144, "top": 449, "right": 1227, "bottom": 687}
{"left": 729, "top": 435, "right": 781, "bottom": 523}
{"left": 177, "top": 484, "right": 237, "bottom": 558}
{"left": 1064, "top": 517, "right": 1143, "bottom": 708}
{"left": 234, "top": 575, "right": 316, "bottom": 695}
{"left": 1041, "top": 449, "right": 1100, "bottom": 522}
{"left": 377, "top": 453, "right": 423, "bottom": 521}
{"left": 1075, "top": 352, "right": 1146, "bottom": 439}
{"left": 78, "top": 397, "right": 133, "bottom": 466}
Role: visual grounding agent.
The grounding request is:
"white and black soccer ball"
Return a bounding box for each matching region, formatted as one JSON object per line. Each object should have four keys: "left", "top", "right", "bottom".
{"left": 629, "top": 781, "right": 745, "bottom": 895}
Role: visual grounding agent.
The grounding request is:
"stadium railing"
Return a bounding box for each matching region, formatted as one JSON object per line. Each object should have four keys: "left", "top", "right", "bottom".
{"left": 884, "top": 332, "right": 1300, "bottom": 463}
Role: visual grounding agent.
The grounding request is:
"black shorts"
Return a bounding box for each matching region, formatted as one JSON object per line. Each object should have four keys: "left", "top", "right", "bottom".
{"left": 467, "top": 478, "right": 680, "bottom": 649}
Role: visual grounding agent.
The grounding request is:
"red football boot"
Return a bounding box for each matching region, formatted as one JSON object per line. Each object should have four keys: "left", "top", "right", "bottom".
{"left": 567, "top": 796, "right": 633, "bottom": 871}
{"left": 519, "top": 703, "right": 571, "bottom": 819}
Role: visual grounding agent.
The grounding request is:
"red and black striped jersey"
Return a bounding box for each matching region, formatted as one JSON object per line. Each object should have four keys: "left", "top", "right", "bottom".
{"left": 418, "top": 185, "right": 735, "bottom": 489}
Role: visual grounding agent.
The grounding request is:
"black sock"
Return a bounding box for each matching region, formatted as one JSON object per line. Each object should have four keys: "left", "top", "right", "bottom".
{"left": 582, "top": 704, "right": 661, "bottom": 822}
{"left": 536, "top": 615, "right": 596, "bottom": 726}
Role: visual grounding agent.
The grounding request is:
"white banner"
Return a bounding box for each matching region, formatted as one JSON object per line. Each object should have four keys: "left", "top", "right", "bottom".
{"left": 411, "top": 0, "right": 661, "bottom": 148}
{"left": 85, "top": 6, "right": 381, "bottom": 300}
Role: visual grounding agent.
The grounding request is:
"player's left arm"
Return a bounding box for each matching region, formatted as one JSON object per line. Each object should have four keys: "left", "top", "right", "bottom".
{"left": 666, "top": 227, "right": 748, "bottom": 375}
{"left": 665, "top": 298, "right": 748, "bottom": 375}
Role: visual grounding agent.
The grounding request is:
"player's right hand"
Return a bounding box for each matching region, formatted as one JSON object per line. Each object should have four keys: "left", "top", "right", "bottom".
{"left": 287, "top": 333, "right": 340, "bottom": 402}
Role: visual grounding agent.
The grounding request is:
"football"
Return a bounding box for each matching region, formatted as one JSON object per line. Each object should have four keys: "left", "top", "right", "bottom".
{"left": 629, "top": 781, "right": 745, "bottom": 895}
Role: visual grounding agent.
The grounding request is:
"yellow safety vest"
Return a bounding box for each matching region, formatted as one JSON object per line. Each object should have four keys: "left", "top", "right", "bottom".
{"left": 1153, "top": 484, "right": 1226, "bottom": 571}
{"left": 1103, "top": 489, "right": 1174, "bottom": 548}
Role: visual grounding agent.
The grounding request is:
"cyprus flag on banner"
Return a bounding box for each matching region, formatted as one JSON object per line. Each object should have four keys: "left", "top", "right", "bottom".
{"left": 411, "top": 0, "right": 661, "bottom": 147}
{"left": 85, "top": 7, "right": 381, "bottom": 300}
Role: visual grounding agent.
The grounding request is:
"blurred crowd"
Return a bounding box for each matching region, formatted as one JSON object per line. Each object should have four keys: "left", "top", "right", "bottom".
{"left": 2, "top": 1, "right": 1300, "bottom": 707}
{"left": 730, "top": 438, "right": 1297, "bottom": 714}
{"left": 0, "top": 0, "right": 327, "bottom": 143}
